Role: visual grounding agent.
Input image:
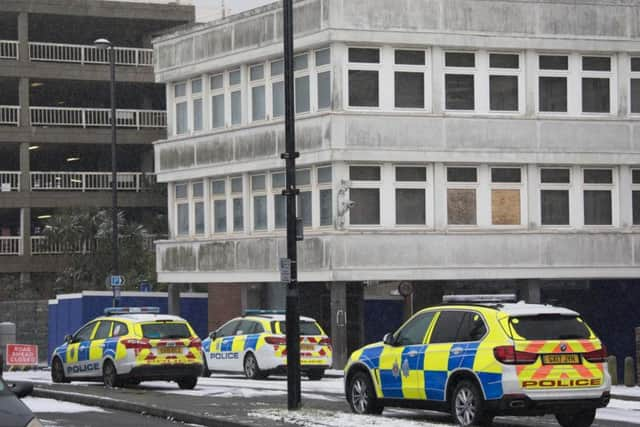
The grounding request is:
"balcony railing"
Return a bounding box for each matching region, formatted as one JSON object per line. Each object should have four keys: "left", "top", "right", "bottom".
{"left": 30, "top": 107, "right": 166, "bottom": 129}
{"left": 0, "top": 106, "right": 19, "bottom": 126}
{"left": 31, "top": 235, "right": 159, "bottom": 255}
{"left": 0, "top": 40, "right": 18, "bottom": 60}
{"left": 0, "top": 237, "right": 22, "bottom": 255}
{"left": 30, "top": 172, "right": 156, "bottom": 192}
{"left": 29, "top": 42, "right": 153, "bottom": 66}
{"left": 0, "top": 171, "right": 20, "bottom": 191}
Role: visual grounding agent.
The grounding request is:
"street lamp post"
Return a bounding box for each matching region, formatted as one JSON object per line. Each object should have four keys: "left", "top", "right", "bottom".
{"left": 94, "top": 38, "right": 119, "bottom": 307}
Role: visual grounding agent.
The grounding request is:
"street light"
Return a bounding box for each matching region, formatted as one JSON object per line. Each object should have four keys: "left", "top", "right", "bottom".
{"left": 94, "top": 37, "right": 119, "bottom": 307}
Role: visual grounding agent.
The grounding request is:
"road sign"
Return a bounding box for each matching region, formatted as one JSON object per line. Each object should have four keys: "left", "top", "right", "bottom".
{"left": 110, "top": 275, "right": 124, "bottom": 287}
{"left": 139, "top": 280, "right": 151, "bottom": 292}
{"left": 279, "top": 258, "right": 291, "bottom": 283}
{"left": 6, "top": 344, "right": 38, "bottom": 366}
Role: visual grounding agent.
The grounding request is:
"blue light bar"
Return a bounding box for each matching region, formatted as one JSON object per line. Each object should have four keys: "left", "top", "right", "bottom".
{"left": 104, "top": 306, "right": 160, "bottom": 315}
{"left": 244, "top": 309, "right": 286, "bottom": 316}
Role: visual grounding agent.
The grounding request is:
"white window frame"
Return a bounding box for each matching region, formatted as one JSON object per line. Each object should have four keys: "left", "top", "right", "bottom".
{"left": 251, "top": 174, "right": 268, "bottom": 232}
{"left": 536, "top": 53, "right": 571, "bottom": 115}
{"left": 580, "top": 55, "right": 616, "bottom": 116}
{"left": 316, "top": 165, "right": 333, "bottom": 228}
{"left": 211, "top": 178, "right": 227, "bottom": 234}
{"left": 315, "top": 48, "right": 332, "bottom": 111}
{"left": 345, "top": 46, "right": 382, "bottom": 111}
{"left": 443, "top": 51, "right": 478, "bottom": 113}
{"left": 630, "top": 57, "right": 640, "bottom": 116}
{"left": 174, "top": 182, "right": 189, "bottom": 237}
{"left": 445, "top": 165, "right": 480, "bottom": 227}
{"left": 489, "top": 166, "right": 527, "bottom": 228}
{"left": 392, "top": 48, "right": 431, "bottom": 112}
{"left": 230, "top": 176, "right": 244, "bottom": 233}
{"left": 487, "top": 52, "right": 524, "bottom": 114}
{"left": 539, "top": 167, "right": 573, "bottom": 228}
{"left": 393, "top": 165, "right": 433, "bottom": 228}
{"left": 191, "top": 78, "right": 204, "bottom": 133}
{"left": 270, "top": 170, "right": 286, "bottom": 230}
{"left": 582, "top": 167, "right": 617, "bottom": 228}
{"left": 296, "top": 169, "right": 313, "bottom": 228}
{"left": 294, "top": 53, "right": 312, "bottom": 115}
{"left": 229, "top": 68, "right": 243, "bottom": 126}
{"left": 347, "top": 164, "right": 383, "bottom": 228}
{"left": 209, "top": 73, "right": 225, "bottom": 129}
{"left": 174, "top": 81, "right": 188, "bottom": 136}
{"left": 270, "top": 59, "right": 285, "bottom": 120}
{"left": 192, "top": 181, "right": 205, "bottom": 236}
{"left": 249, "top": 63, "right": 267, "bottom": 123}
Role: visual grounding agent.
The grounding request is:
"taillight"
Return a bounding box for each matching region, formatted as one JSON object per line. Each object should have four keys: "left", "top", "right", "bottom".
{"left": 493, "top": 345, "right": 538, "bottom": 365}
{"left": 319, "top": 337, "right": 332, "bottom": 346}
{"left": 584, "top": 345, "right": 608, "bottom": 363}
{"left": 265, "top": 336, "right": 287, "bottom": 345}
{"left": 188, "top": 337, "right": 202, "bottom": 349}
{"left": 121, "top": 338, "right": 151, "bottom": 350}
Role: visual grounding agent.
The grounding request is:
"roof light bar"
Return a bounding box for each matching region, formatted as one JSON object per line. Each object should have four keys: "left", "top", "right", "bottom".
{"left": 244, "top": 309, "right": 286, "bottom": 316}
{"left": 442, "top": 294, "right": 517, "bottom": 304}
{"left": 104, "top": 306, "right": 160, "bottom": 315}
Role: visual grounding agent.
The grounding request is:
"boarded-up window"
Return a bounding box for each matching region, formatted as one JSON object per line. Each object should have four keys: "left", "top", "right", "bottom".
{"left": 447, "top": 189, "right": 476, "bottom": 225}
{"left": 492, "top": 189, "right": 520, "bottom": 225}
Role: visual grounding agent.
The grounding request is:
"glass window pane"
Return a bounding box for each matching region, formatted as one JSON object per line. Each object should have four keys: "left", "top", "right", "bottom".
{"left": 447, "top": 167, "right": 477, "bottom": 182}
{"left": 490, "top": 54, "right": 519, "bottom": 69}
{"left": 212, "top": 94, "right": 225, "bottom": 128}
{"left": 539, "top": 55, "right": 568, "bottom": 70}
{"left": 191, "top": 79, "right": 202, "bottom": 93}
{"left": 584, "top": 169, "right": 612, "bottom": 184}
{"left": 250, "top": 64, "right": 264, "bottom": 81}
{"left": 253, "top": 195, "right": 267, "bottom": 230}
{"left": 633, "top": 170, "right": 640, "bottom": 184}
{"left": 583, "top": 57, "right": 611, "bottom": 71}
{"left": 193, "top": 98, "right": 203, "bottom": 131}
{"left": 539, "top": 77, "right": 567, "bottom": 112}
{"left": 294, "top": 54, "right": 308, "bottom": 70}
{"left": 299, "top": 191, "right": 312, "bottom": 226}
{"left": 491, "top": 168, "right": 521, "bottom": 183}
{"left": 430, "top": 311, "right": 467, "bottom": 344}
{"left": 315, "top": 49, "right": 330, "bottom": 66}
{"left": 320, "top": 189, "right": 332, "bottom": 226}
{"left": 350, "top": 166, "right": 380, "bottom": 181}
{"left": 296, "top": 170, "right": 311, "bottom": 186}
{"left": 177, "top": 203, "right": 189, "bottom": 235}
{"left": 272, "top": 172, "right": 285, "bottom": 188}
{"left": 252, "top": 86, "right": 266, "bottom": 121}
{"left": 212, "top": 180, "right": 225, "bottom": 195}
{"left": 447, "top": 189, "right": 476, "bottom": 225}
{"left": 192, "top": 182, "right": 203, "bottom": 198}
{"left": 233, "top": 198, "right": 244, "bottom": 231}
{"left": 348, "top": 48, "right": 380, "bottom": 64}
{"left": 395, "top": 312, "right": 435, "bottom": 346}
{"left": 252, "top": 175, "right": 266, "bottom": 191}
{"left": 491, "top": 189, "right": 521, "bottom": 225}
{"left": 396, "top": 167, "right": 426, "bottom": 182}
{"left": 274, "top": 194, "right": 286, "bottom": 229}
{"left": 214, "top": 200, "right": 227, "bottom": 233}
{"left": 174, "top": 82, "right": 186, "bottom": 98}
{"left": 349, "top": 70, "right": 379, "bottom": 107}
{"left": 271, "top": 60, "right": 284, "bottom": 76}
{"left": 231, "top": 177, "right": 243, "bottom": 193}
{"left": 395, "top": 50, "right": 425, "bottom": 65}
{"left": 175, "top": 183, "right": 187, "bottom": 199}
{"left": 318, "top": 166, "right": 332, "bottom": 183}
{"left": 541, "top": 168, "right": 570, "bottom": 184}
{"left": 445, "top": 52, "right": 475, "bottom": 67}
{"left": 395, "top": 72, "right": 424, "bottom": 108}
{"left": 176, "top": 102, "right": 188, "bottom": 134}
{"left": 210, "top": 74, "right": 223, "bottom": 90}
{"left": 396, "top": 189, "right": 426, "bottom": 225}
{"left": 582, "top": 78, "right": 610, "bottom": 113}
{"left": 273, "top": 81, "right": 285, "bottom": 118}
{"left": 195, "top": 201, "right": 205, "bottom": 234}
{"left": 350, "top": 189, "right": 380, "bottom": 225}
{"left": 584, "top": 191, "right": 612, "bottom": 225}
{"left": 229, "top": 70, "right": 241, "bottom": 86}
{"left": 541, "top": 190, "right": 570, "bottom": 225}
{"left": 490, "top": 75, "right": 518, "bottom": 111}
{"left": 295, "top": 76, "right": 310, "bottom": 113}
{"left": 633, "top": 191, "right": 640, "bottom": 225}
{"left": 231, "top": 91, "right": 241, "bottom": 125}
{"left": 632, "top": 79, "right": 640, "bottom": 113}
{"left": 632, "top": 58, "right": 640, "bottom": 72}
{"left": 318, "top": 71, "right": 331, "bottom": 109}
{"left": 445, "top": 74, "right": 474, "bottom": 110}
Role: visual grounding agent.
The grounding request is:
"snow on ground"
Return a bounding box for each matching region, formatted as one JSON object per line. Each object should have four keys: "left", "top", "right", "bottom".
{"left": 22, "top": 396, "right": 108, "bottom": 414}
{"left": 612, "top": 385, "right": 640, "bottom": 398}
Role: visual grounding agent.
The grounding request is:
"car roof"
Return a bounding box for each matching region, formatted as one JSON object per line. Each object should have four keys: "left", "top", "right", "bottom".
{"left": 99, "top": 314, "right": 188, "bottom": 323}
{"left": 426, "top": 302, "right": 579, "bottom": 317}
{"left": 243, "top": 314, "right": 317, "bottom": 323}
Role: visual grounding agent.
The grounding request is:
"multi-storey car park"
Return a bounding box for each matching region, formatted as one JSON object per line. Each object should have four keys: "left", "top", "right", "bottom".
{"left": 152, "top": 0, "right": 640, "bottom": 369}
{"left": 0, "top": 0, "right": 194, "bottom": 357}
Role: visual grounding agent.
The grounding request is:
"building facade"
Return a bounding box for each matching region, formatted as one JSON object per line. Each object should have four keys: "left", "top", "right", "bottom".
{"left": 153, "top": 0, "right": 640, "bottom": 368}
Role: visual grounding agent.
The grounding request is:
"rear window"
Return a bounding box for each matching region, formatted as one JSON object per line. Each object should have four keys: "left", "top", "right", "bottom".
{"left": 508, "top": 315, "right": 592, "bottom": 340}
{"left": 273, "top": 321, "right": 322, "bottom": 336}
{"left": 141, "top": 322, "right": 191, "bottom": 339}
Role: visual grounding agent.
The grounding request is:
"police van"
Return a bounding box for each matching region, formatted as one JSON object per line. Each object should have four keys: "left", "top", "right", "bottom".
{"left": 50, "top": 307, "right": 203, "bottom": 389}
{"left": 344, "top": 295, "right": 610, "bottom": 427}
{"left": 201, "top": 311, "right": 332, "bottom": 380}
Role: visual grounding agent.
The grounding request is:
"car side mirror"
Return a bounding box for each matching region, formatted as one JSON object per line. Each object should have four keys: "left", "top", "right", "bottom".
{"left": 64, "top": 334, "right": 73, "bottom": 344}
{"left": 383, "top": 333, "right": 395, "bottom": 346}
{"left": 8, "top": 381, "right": 34, "bottom": 398}
{"left": 209, "top": 331, "right": 217, "bottom": 340}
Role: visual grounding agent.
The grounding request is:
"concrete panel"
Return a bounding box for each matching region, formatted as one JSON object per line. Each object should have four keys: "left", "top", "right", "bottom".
{"left": 196, "top": 136, "right": 234, "bottom": 166}
{"left": 445, "top": 118, "right": 537, "bottom": 151}
{"left": 235, "top": 130, "right": 278, "bottom": 161}
{"left": 631, "top": 124, "right": 640, "bottom": 152}
{"left": 159, "top": 144, "right": 195, "bottom": 171}
{"left": 541, "top": 234, "right": 632, "bottom": 267}
{"left": 204, "top": 27, "right": 233, "bottom": 59}
{"left": 341, "top": 0, "right": 440, "bottom": 31}
{"left": 344, "top": 116, "right": 444, "bottom": 150}
{"left": 539, "top": 122, "right": 631, "bottom": 153}
{"left": 199, "top": 241, "right": 236, "bottom": 271}
{"left": 574, "top": 5, "right": 628, "bottom": 38}
{"left": 444, "top": 0, "right": 535, "bottom": 34}
{"left": 537, "top": 3, "right": 577, "bottom": 35}
{"left": 445, "top": 234, "right": 541, "bottom": 267}
{"left": 297, "top": 237, "right": 326, "bottom": 271}
{"left": 161, "top": 245, "right": 197, "bottom": 272}
{"left": 234, "top": 14, "right": 275, "bottom": 50}
{"left": 176, "top": 38, "right": 194, "bottom": 66}
{"left": 236, "top": 238, "right": 279, "bottom": 270}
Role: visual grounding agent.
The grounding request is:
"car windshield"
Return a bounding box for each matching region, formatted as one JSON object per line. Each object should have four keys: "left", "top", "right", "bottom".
{"left": 275, "top": 321, "right": 322, "bottom": 336}
{"left": 508, "top": 315, "right": 592, "bottom": 340}
{"left": 140, "top": 322, "right": 191, "bottom": 339}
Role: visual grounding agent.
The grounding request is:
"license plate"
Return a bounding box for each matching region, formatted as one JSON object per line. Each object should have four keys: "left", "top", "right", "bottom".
{"left": 159, "top": 347, "right": 182, "bottom": 354}
{"left": 542, "top": 354, "right": 580, "bottom": 365}
{"left": 301, "top": 344, "right": 315, "bottom": 351}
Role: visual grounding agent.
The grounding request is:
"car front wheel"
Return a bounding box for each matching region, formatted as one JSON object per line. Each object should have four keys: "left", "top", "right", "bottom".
{"left": 451, "top": 380, "right": 492, "bottom": 426}
{"left": 555, "top": 409, "right": 596, "bottom": 427}
{"left": 347, "top": 371, "right": 383, "bottom": 415}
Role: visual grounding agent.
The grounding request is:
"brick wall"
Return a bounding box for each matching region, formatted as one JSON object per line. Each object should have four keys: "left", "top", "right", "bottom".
{"left": 0, "top": 300, "right": 48, "bottom": 362}
{"left": 207, "top": 284, "right": 244, "bottom": 333}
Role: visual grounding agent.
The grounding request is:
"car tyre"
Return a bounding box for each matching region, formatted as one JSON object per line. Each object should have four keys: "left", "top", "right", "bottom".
{"left": 451, "top": 380, "right": 491, "bottom": 426}
{"left": 243, "top": 353, "right": 265, "bottom": 380}
{"left": 102, "top": 360, "right": 121, "bottom": 388}
{"left": 307, "top": 369, "right": 325, "bottom": 381}
{"left": 177, "top": 376, "right": 198, "bottom": 390}
{"left": 51, "top": 357, "right": 70, "bottom": 384}
{"left": 555, "top": 409, "right": 596, "bottom": 427}
{"left": 347, "top": 371, "right": 384, "bottom": 415}
{"left": 201, "top": 352, "right": 211, "bottom": 377}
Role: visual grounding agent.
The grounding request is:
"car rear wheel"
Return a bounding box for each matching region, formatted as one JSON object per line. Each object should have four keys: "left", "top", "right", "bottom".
{"left": 177, "top": 376, "right": 198, "bottom": 390}
{"left": 347, "top": 371, "right": 384, "bottom": 415}
{"left": 555, "top": 409, "right": 596, "bottom": 427}
{"left": 451, "top": 380, "right": 492, "bottom": 426}
{"left": 51, "top": 357, "right": 70, "bottom": 384}
{"left": 307, "top": 369, "right": 325, "bottom": 381}
{"left": 102, "top": 360, "right": 121, "bottom": 388}
{"left": 243, "top": 353, "right": 264, "bottom": 380}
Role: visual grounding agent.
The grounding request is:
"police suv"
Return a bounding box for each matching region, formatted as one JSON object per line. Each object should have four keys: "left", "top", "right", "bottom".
{"left": 50, "top": 307, "right": 203, "bottom": 389}
{"left": 202, "top": 311, "right": 332, "bottom": 380}
{"left": 344, "top": 295, "right": 610, "bottom": 427}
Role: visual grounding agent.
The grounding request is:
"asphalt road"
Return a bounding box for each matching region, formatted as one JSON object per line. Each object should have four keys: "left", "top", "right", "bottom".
{"left": 36, "top": 407, "right": 199, "bottom": 427}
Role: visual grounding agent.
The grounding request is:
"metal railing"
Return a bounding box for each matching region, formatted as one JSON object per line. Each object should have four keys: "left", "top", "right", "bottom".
{"left": 0, "top": 106, "right": 19, "bottom": 126}
{"left": 0, "top": 40, "right": 18, "bottom": 60}
{"left": 30, "top": 172, "right": 156, "bottom": 192}
{"left": 31, "top": 235, "right": 159, "bottom": 255}
{"left": 0, "top": 172, "right": 20, "bottom": 191}
{"left": 29, "top": 42, "right": 153, "bottom": 66}
{"left": 0, "top": 237, "right": 22, "bottom": 255}
{"left": 30, "top": 107, "right": 166, "bottom": 129}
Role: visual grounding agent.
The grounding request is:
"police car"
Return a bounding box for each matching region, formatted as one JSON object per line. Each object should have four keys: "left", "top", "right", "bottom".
{"left": 344, "top": 295, "right": 610, "bottom": 427}
{"left": 201, "top": 311, "right": 332, "bottom": 380}
{"left": 50, "top": 307, "right": 203, "bottom": 389}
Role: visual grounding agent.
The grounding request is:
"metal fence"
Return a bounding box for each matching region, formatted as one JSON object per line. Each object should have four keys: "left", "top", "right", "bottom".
{"left": 30, "top": 107, "right": 166, "bottom": 129}
{"left": 29, "top": 42, "right": 153, "bottom": 66}
{"left": 0, "top": 237, "right": 22, "bottom": 255}
{"left": 0, "top": 172, "right": 20, "bottom": 191}
{"left": 0, "top": 106, "right": 19, "bottom": 126}
{"left": 0, "top": 40, "right": 18, "bottom": 60}
{"left": 30, "top": 172, "right": 156, "bottom": 192}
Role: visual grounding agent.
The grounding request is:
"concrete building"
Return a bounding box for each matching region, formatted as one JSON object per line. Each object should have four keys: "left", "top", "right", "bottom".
{"left": 152, "top": 0, "right": 640, "bottom": 368}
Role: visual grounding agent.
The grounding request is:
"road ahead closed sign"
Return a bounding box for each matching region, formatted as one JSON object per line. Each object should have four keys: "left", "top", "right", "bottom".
{"left": 6, "top": 344, "right": 38, "bottom": 366}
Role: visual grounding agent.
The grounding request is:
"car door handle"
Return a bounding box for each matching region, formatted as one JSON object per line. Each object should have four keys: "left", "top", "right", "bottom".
{"left": 407, "top": 351, "right": 418, "bottom": 357}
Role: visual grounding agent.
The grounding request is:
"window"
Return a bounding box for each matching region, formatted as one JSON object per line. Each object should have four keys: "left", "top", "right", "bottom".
{"left": 94, "top": 321, "right": 112, "bottom": 340}
{"left": 446, "top": 167, "right": 478, "bottom": 225}
{"left": 295, "top": 54, "right": 311, "bottom": 114}
{"left": 272, "top": 172, "right": 286, "bottom": 229}
{"left": 631, "top": 58, "right": 640, "bottom": 114}
{"left": 429, "top": 311, "right": 467, "bottom": 344}
{"left": 540, "top": 168, "right": 571, "bottom": 226}
{"left": 297, "top": 169, "right": 312, "bottom": 226}
{"left": 231, "top": 177, "right": 244, "bottom": 232}
{"left": 394, "top": 312, "right": 435, "bottom": 346}
{"left": 444, "top": 52, "right": 475, "bottom": 110}
{"left": 394, "top": 49, "right": 427, "bottom": 109}
{"left": 217, "top": 320, "right": 240, "bottom": 337}
{"left": 252, "top": 174, "right": 267, "bottom": 231}
{"left": 349, "top": 166, "right": 381, "bottom": 225}
{"left": 508, "top": 315, "right": 591, "bottom": 341}
{"left": 175, "top": 183, "right": 189, "bottom": 236}
{"left": 583, "top": 168, "right": 613, "bottom": 225}
{"left": 456, "top": 312, "right": 487, "bottom": 342}
{"left": 491, "top": 167, "right": 522, "bottom": 225}
{"left": 348, "top": 48, "right": 380, "bottom": 107}
{"left": 212, "top": 179, "right": 227, "bottom": 233}
{"left": 210, "top": 74, "right": 225, "bottom": 128}
{"left": 229, "top": 69, "right": 242, "bottom": 125}
{"left": 191, "top": 78, "right": 203, "bottom": 131}
{"left": 489, "top": 53, "right": 520, "bottom": 112}
{"left": 581, "top": 56, "right": 612, "bottom": 113}
{"left": 316, "top": 48, "right": 332, "bottom": 110}
{"left": 112, "top": 322, "right": 128, "bottom": 337}
{"left": 193, "top": 182, "right": 205, "bottom": 235}
{"left": 395, "top": 166, "right": 427, "bottom": 225}
{"left": 633, "top": 170, "right": 640, "bottom": 225}
{"left": 74, "top": 322, "right": 97, "bottom": 342}
{"left": 538, "top": 55, "right": 568, "bottom": 112}
{"left": 174, "top": 82, "right": 188, "bottom": 135}
{"left": 250, "top": 64, "right": 266, "bottom": 122}
{"left": 271, "top": 59, "right": 285, "bottom": 118}
{"left": 318, "top": 166, "right": 333, "bottom": 226}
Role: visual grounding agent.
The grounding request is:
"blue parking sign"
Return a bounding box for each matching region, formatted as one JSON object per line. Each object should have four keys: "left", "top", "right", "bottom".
{"left": 110, "top": 275, "right": 124, "bottom": 287}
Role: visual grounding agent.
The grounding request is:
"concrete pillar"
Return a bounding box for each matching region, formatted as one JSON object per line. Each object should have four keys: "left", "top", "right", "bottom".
{"left": 168, "top": 284, "right": 180, "bottom": 315}
{"left": 20, "top": 207, "right": 31, "bottom": 285}
{"left": 17, "top": 12, "right": 28, "bottom": 63}
{"left": 19, "top": 142, "right": 29, "bottom": 192}
{"left": 19, "top": 78, "right": 30, "bottom": 129}
{"left": 330, "top": 282, "right": 348, "bottom": 369}
{"left": 521, "top": 280, "right": 541, "bottom": 304}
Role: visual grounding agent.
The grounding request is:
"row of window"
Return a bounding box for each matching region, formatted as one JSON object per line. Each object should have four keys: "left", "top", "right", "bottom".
{"left": 171, "top": 164, "right": 640, "bottom": 238}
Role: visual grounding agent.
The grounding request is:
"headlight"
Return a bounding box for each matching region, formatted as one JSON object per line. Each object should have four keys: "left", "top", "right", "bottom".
{"left": 26, "top": 417, "right": 44, "bottom": 427}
